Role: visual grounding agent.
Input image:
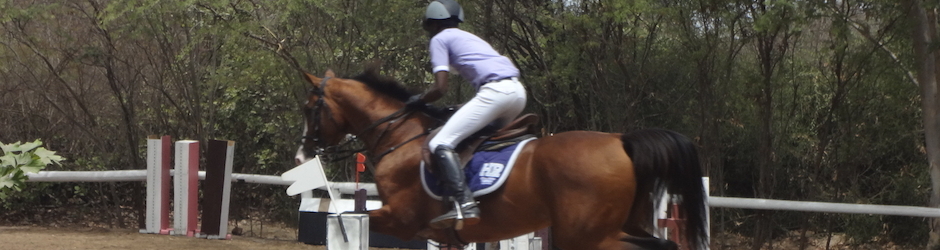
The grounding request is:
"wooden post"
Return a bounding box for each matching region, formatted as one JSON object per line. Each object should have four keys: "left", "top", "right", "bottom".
{"left": 201, "top": 140, "right": 234, "bottom": 239}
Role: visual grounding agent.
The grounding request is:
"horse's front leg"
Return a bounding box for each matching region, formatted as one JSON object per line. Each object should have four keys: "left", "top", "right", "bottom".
{"left": 369, "top": 159, "right": 438, "bottom": 241}
{"left": 369, "top": 203, "right": 425, "bottom": 240}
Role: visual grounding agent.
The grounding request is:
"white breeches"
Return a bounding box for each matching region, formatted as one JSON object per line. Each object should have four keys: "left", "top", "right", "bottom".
{"left": 428, "top": 78, "right": 527, "bottom": 150}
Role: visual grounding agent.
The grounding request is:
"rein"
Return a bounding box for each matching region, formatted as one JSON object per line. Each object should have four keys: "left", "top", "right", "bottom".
{"left": 303, "top": 77, "right": 431, "bottom": 164}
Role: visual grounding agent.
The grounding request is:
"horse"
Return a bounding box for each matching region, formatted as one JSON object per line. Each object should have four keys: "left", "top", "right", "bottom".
{"left": 293, "top": 67, "right": 708, "bottom": 250}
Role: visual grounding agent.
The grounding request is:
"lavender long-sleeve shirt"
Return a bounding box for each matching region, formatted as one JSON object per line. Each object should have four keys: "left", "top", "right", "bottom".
{"left": 429, "top": 28, "right": 519, "bottom": 89}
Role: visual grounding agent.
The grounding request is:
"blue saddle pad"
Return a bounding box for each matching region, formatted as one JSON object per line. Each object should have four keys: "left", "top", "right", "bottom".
{"left": 421, "top": 138, "right": 536, "bottom": 200}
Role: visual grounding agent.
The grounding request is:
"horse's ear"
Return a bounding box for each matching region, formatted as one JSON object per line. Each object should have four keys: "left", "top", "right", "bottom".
{"left": 325, "top": 69, "right": 336, "bottom": 78}
{"left": 365, "top": 59, "right": 383, "bottom": 72}
{"left": 302, "top": 72, "right": 322, "bottom": 88}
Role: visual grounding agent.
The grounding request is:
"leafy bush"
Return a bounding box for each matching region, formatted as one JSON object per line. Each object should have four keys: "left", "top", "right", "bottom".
{"left": 0, "top": 140, "right": 64, "bottom": 199}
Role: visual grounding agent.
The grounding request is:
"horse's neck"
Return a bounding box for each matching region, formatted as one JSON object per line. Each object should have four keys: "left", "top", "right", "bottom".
{"left": 354, "top": 108, "right": 431, "bottom": 156}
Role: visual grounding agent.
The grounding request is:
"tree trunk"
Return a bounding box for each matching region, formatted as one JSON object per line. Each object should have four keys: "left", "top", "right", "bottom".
{"left": 907, "top": 0, "right": 940, "bottom": 249}
{"left": 753, "top": 25, "right": 785, "bottom": 250}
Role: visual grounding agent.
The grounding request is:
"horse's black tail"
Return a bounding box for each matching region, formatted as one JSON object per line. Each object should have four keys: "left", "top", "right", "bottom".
{"left": 621, "top": 129, "right": 708, "bottom": 250}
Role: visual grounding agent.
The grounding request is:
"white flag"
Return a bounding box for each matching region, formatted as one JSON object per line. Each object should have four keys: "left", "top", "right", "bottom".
{"left": 282, "top": 155, "right": 330, "bottom": 196}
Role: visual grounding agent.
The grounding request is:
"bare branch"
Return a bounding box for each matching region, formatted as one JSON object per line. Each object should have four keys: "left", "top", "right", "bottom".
{"left": 844, "top": 17, "right": 919, "bottom": 86}
{"left": 243, "top": 26, "right": 307, "bottom": 76}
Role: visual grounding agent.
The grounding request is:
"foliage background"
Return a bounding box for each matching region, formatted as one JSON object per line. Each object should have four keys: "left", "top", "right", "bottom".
{"left": 0, "top": 0, "right": 936, "bottom": 248}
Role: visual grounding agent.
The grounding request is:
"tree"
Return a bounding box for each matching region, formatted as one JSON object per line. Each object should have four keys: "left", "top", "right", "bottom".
{"left": 742, "top": 1, "right": 806, "bottom": 248}
{"left": 904, "top": 0, "right": 940, "bottom": 248}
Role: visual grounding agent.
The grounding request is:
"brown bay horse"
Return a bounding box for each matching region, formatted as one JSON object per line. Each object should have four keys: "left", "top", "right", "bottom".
{"left": 293, "top": 68, "right": 708, "bottom": 250}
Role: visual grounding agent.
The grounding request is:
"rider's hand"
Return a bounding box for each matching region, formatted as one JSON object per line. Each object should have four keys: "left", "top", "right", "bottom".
{"left": 405, "top": 94, "right": 426, "bottom": 109}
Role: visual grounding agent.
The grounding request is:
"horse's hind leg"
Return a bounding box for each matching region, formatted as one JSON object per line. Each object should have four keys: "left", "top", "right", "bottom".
{"left": 622, "top": 179, "right": 659, "bottom": 236}
{"left": 618, "top": 188, "right": 677, "bottom": 249}
{"left": 554, "top": 232, "right": 677, "bottom": 250}
{"left": 605, "top": 233, "right": 679, "bottom": 250}
{"left": 553, "top": 224, "right": 677, "bottom": 250}
{"left": 620, "top": 234, "right": 678, "bottom": 250}
{"left": 598, "top": 193, "right": 679, "bottom": 250}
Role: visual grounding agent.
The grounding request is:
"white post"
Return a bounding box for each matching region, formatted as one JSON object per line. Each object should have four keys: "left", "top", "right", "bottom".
{"left": 142, "top": 135, "right": 170, "bottom": 234}
{"left": 529, "top": 235, "right": 542, "bottom": 250}
{"left": 654, "top": 191, "right": 670, "bottom": 239}
{"left": 483, "top": 242, "right": 499, "bottom": 250}
{"left": 497, "top": 233, "right": 534, "bottom": 250}
{"left": 327, "top": 214, "right": 370, "bottom": 250}
{"left": 173, "top": 140, "right": 199, "bottom": 237}
{"left": 429, "top": 240, "right": 477, "bottom": 250}
{"left": 218, "top": 141, "right": 234, "bottom": 238}
{"left": 654, "top": 176, "right": 710, "bottom": 249}
{"left": 703, "top": 176, "right": 710, "bottom": 250}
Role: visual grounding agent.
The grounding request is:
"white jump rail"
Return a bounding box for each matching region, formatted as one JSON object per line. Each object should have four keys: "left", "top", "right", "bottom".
{"left": 25, "top": 171, "right": 377, "bottom": 195}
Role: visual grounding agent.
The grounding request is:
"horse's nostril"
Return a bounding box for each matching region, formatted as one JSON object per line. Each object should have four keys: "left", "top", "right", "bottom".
{"left": 294, "top": 147, "right": 307, "bottom": 165}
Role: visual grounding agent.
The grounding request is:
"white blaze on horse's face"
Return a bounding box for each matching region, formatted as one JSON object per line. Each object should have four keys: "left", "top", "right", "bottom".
{"left": 295, "top": 120, "right": 310, "bottom": 165}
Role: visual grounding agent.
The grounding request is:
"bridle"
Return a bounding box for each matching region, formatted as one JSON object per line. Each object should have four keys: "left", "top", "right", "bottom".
{"left": 301, "top": 77, "right": 333, "bottom": 156}
{"left": 301, "top": 77, "right": 431, "bottom": 163}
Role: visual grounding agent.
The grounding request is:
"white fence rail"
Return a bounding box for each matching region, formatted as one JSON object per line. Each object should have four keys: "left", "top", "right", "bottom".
{"left": 28, "top": 171, "right": 940, "bottom": 218}
{"left": 709, "top": 196, "right": 940, "bottom": 217}
{"left": 27, "top": 170, "right": 940, "bottom": 249}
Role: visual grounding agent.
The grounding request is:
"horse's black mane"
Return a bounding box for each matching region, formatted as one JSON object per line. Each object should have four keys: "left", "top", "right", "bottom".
{"left": 351, "top": 66, "right": 416, "bottom": 102}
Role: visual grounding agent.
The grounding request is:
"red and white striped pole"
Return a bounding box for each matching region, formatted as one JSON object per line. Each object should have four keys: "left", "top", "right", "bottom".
{"left": 174, "top": 140, "right": 200, "bottom": 237}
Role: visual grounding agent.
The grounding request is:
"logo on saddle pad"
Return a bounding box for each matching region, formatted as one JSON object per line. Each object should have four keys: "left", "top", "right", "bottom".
{"left": 421, "top": 138, "right": 536, "bottom": 200}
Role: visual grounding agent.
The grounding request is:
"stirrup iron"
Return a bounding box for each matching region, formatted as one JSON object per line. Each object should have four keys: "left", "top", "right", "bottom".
{"left": 452, "top": 200, "right": 465, "bottom": 230}
{"left": 430, "top": 200, "right": 480, "bottom": 230}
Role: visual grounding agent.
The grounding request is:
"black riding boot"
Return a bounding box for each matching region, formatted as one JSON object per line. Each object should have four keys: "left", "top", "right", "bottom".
{"left": 429, "top": 145, "right": 480, "bottom": 230}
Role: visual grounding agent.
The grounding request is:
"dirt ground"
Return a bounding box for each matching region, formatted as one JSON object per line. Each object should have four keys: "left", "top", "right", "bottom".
{"left": 0, "top": 226, "right": 409, "bottom": 250}
{"left": 0, "top": 225, "right": 918, "bottom": 250}
{"left": 0, "top": 226, "right": 317, "bottom": 250}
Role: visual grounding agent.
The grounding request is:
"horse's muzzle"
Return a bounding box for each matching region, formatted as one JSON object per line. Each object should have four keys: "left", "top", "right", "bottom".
{"left": 294, "top": 147, "right": 312, "bottom": 165}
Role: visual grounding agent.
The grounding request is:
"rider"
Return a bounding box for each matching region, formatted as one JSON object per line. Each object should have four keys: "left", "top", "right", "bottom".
{"left": 407, "top": 0, "right": 527, "bottom": 230}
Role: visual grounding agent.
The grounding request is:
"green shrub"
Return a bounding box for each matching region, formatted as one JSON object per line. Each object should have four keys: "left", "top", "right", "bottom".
{"left": 0, "top": 140, "right": 64, "bottom": 199}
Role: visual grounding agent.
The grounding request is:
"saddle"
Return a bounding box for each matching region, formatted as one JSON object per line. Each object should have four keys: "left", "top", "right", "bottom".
{"left": 422, "top": 113, "right": 540, "bottom": 172}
